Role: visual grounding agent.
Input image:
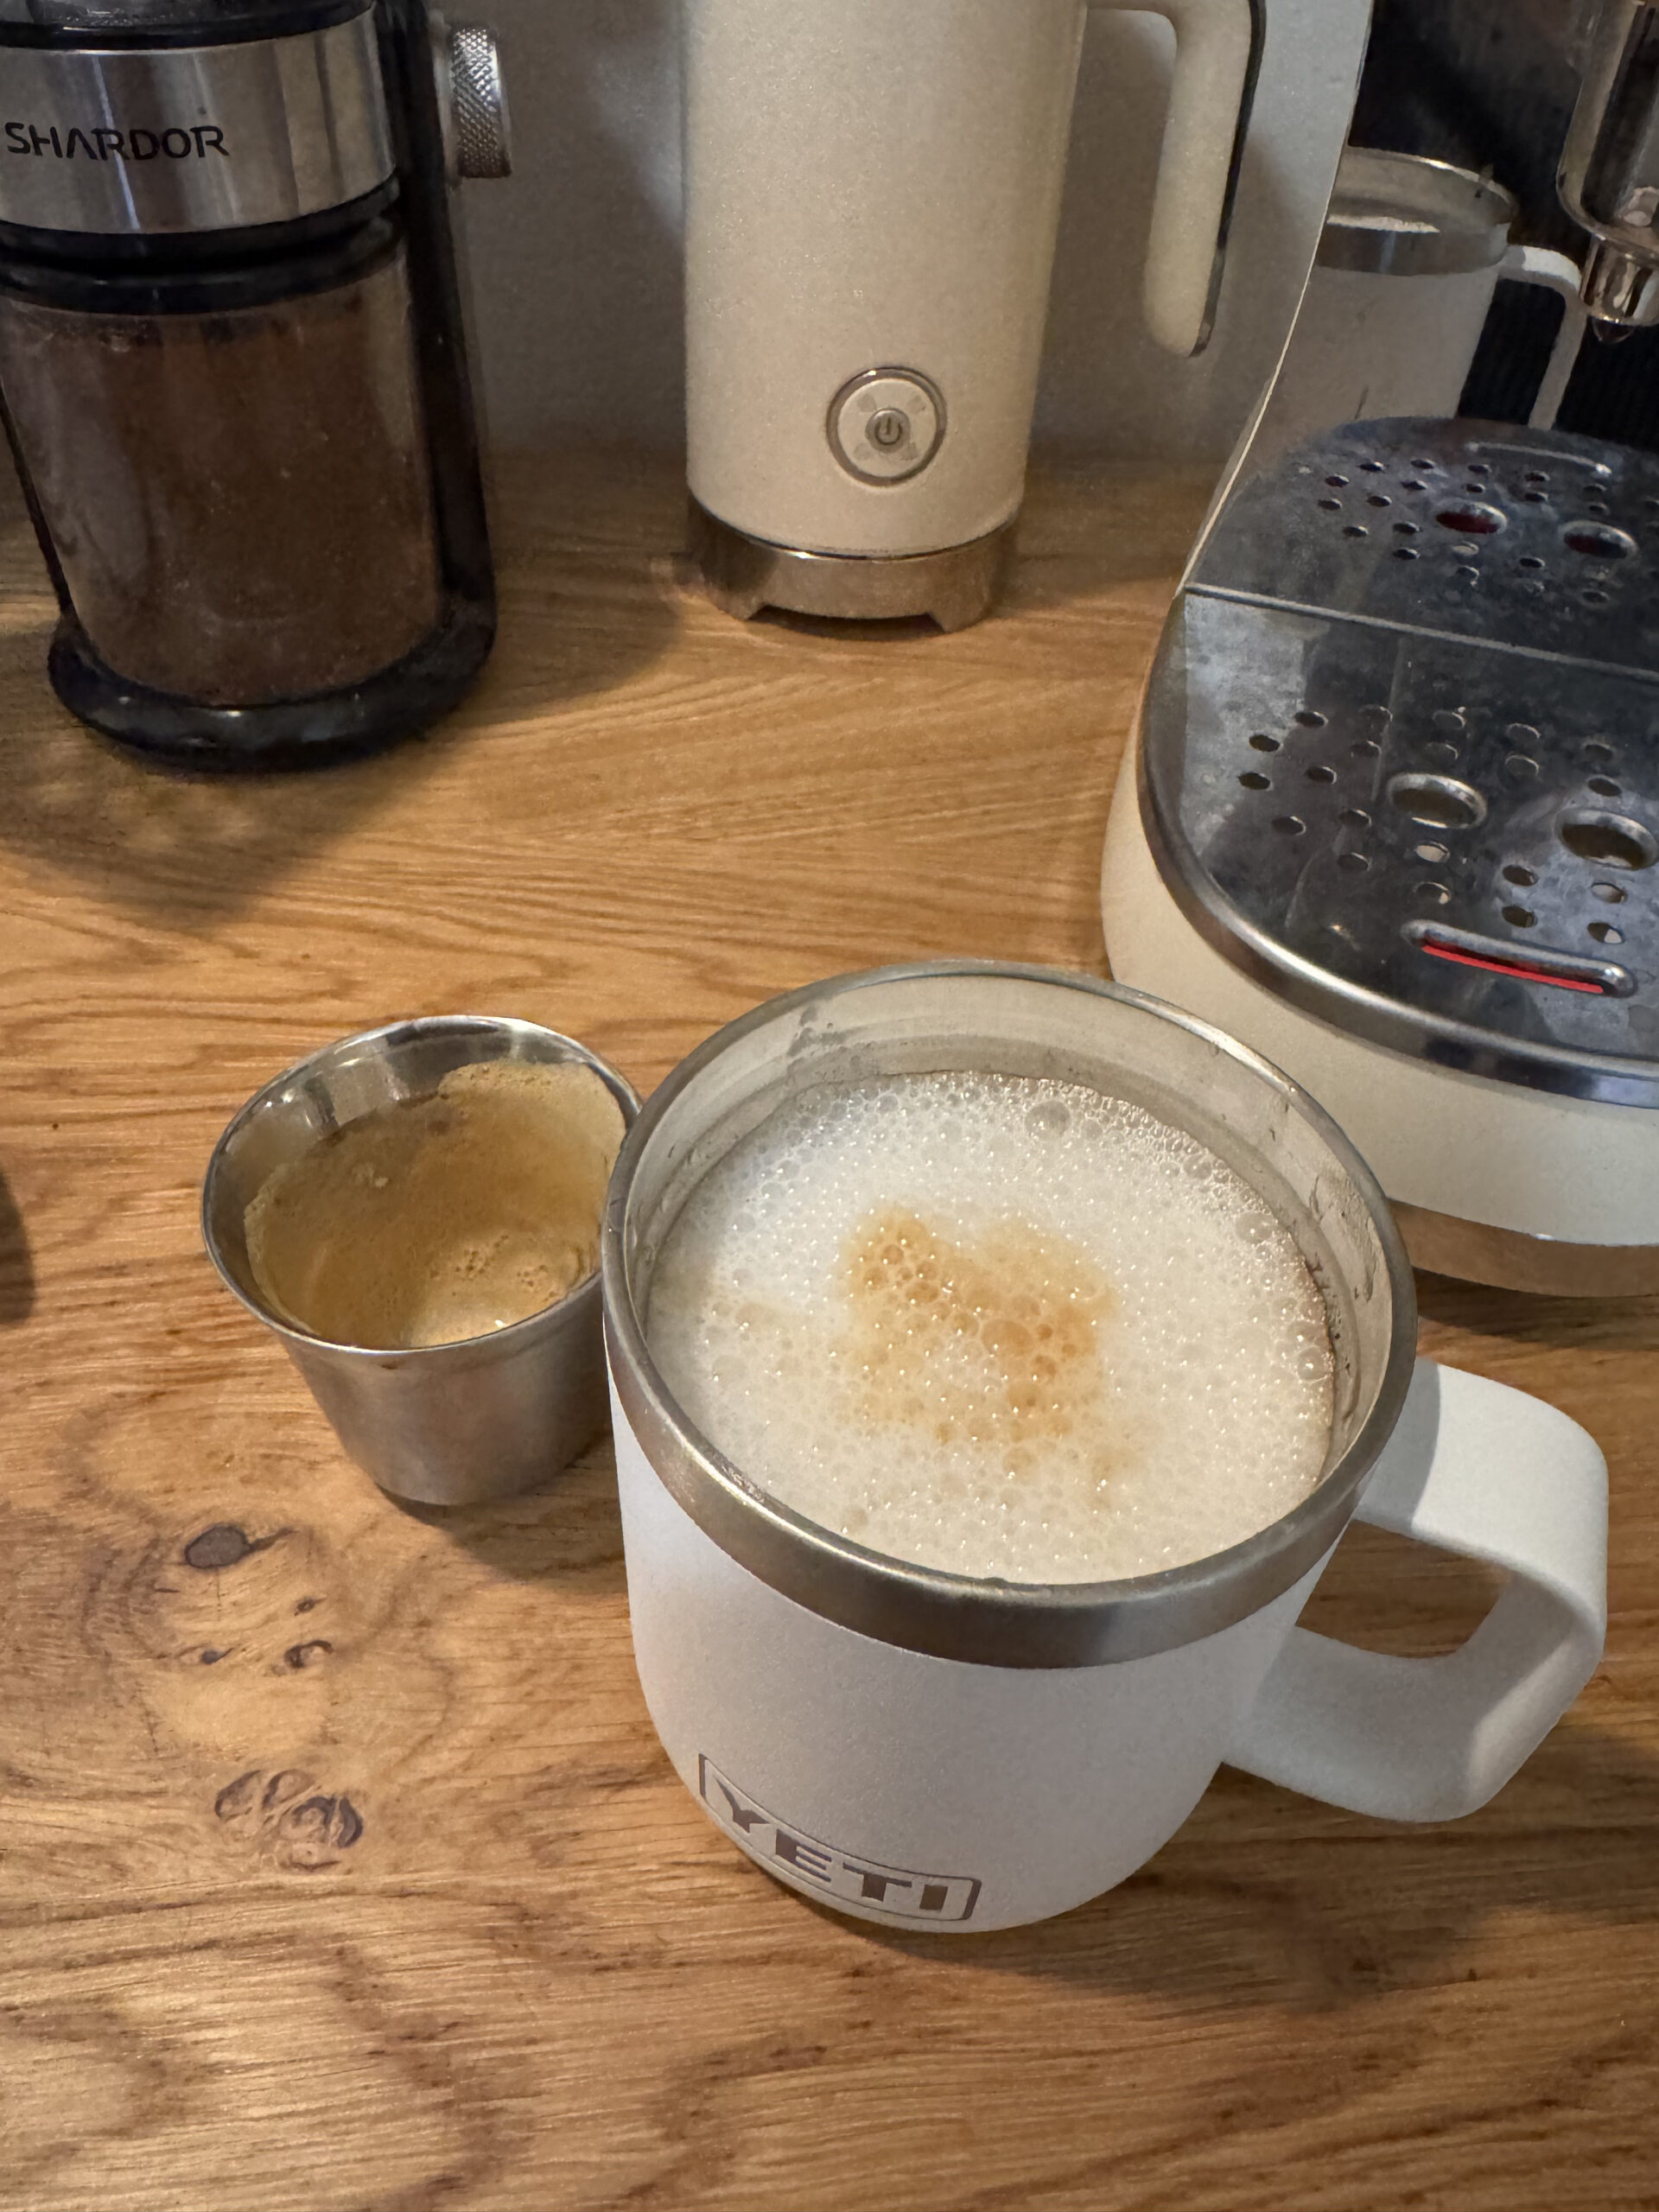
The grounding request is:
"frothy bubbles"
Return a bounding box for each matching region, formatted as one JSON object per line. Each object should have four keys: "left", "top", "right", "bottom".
{"left": 645, "top": 1073, "right": 1333, "bottom": 1586}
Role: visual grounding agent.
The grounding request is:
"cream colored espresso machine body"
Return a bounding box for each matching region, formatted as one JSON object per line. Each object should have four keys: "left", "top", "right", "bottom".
{"left": 683, "top": 0, "right": 1258, "bottom": 630}
{"left": 1104, "top": 5, "right": 1659, "bottom": 1295}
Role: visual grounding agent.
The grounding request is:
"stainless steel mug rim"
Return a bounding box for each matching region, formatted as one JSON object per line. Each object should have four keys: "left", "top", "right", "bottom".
{"left": 602, "top": 961, "right": 1418, "bottom": 1671}
{"left": 203, "top": 1014, "right": 642, "bottom": 1363}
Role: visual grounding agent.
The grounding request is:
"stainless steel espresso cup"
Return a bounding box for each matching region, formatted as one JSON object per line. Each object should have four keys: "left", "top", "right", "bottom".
{"left": 204, "top": 1016, "right": 639, "bottom": 1506}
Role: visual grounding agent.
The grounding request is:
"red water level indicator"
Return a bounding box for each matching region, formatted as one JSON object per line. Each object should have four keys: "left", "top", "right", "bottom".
{"left": 1407, "top": 921, "right": 1631, "bottom": 995}
{"left": 1419, "top": 941, "right": 1606, "bottom": 993}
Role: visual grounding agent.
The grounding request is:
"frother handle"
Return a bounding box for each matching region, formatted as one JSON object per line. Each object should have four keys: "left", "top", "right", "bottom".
{"left": 1500, "top": 243, "right": 1587, "bottom": 429}
{"left": 1094, "top": 0, "right": 1257, "bottom": 357}
{"left": 1226, "top": 1359, "right": 1606, "bottom": 1821}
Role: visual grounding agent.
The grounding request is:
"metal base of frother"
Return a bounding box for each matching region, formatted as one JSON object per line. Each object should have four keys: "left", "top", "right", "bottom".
{"left": 687, "top": 498, "right": 1016, "bottom": 631}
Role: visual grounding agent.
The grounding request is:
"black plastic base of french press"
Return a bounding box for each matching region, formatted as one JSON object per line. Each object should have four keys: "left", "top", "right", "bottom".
{"left": 48, "top": 595, "right": 496, "bottom": 775}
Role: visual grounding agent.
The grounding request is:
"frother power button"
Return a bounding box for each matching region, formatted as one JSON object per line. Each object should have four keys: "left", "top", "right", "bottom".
{"left": 829, "top": 369, "right": 945, "bottom": 483}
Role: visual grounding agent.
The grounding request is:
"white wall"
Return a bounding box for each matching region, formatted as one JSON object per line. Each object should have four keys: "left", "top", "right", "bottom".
{"left": 460, "top": 0, "right": 1374, "bottom": 464}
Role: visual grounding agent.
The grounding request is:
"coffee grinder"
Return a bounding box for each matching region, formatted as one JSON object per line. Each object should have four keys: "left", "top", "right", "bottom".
{"left": 0, "top": 0, "right": 509, "bottom": 769}
{"left": 1103, "top": 0, "right": 1659, "bottom": 1293}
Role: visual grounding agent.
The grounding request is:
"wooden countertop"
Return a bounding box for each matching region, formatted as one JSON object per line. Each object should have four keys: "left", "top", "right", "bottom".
{"left": 1, "top": 448, "right": 1656, "bottom": 2212}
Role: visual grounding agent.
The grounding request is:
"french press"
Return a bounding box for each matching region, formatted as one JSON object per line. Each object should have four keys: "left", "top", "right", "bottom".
{"left": 0, "top": 0, "right": 507, "bottom": 769}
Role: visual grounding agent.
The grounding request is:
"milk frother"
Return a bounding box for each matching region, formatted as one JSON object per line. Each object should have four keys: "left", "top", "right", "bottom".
{"left": 683, "top": 0, "right": 1260, "bottom": 631}
{"left": 0, "top": 0, "right": 509, "bottom": 769}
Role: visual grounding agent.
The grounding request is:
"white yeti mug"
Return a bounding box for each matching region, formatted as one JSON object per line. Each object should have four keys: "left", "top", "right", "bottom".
{"left": 602, "top": 965, "right": 1606, "bottom": 1934}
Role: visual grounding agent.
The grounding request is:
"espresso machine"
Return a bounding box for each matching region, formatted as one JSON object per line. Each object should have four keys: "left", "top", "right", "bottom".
{"left": 1104, "top": 0, "right": 1659, "bottom": 1294}
{"left": 0, "top": 0, "right": 509, "bottom": 770}
{"left": 682, "top": 0, "right": 1261, "bottom": 632}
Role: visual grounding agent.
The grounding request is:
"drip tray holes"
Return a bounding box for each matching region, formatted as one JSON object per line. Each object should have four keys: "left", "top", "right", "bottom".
{"left": 1564, "top": 523, "right": 1636, "bottom": 560}
{"left": 1388, "top": 773, "right": 1488, "bottom": 830}
{"left": 1434, "top": 503, "right": 1505, "bottom": 536}
{"left": 1557, "top": 810, "right": 1658, "bottom": 869}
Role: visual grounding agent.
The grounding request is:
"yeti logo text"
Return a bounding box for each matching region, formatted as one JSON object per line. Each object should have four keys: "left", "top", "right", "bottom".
{"left": 698, "top": 1756, "right": 982, "bottom": 1923}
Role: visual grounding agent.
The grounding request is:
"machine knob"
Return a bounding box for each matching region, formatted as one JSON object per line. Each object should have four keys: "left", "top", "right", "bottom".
{"left": 435, "top": 22, "right": 512, "bottom": 181}
{"left": 828, "top": 369, "right": 945, "bottom": 483}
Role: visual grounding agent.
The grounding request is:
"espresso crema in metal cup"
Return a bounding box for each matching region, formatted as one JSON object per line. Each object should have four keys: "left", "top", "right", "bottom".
{"left": 204, "top": 1015, "right": 639, "bottom": 1507}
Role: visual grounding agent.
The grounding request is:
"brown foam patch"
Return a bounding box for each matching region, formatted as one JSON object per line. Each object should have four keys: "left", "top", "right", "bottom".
{"left": 842, "top": 1209, "right": 1116, "bottom": 1468}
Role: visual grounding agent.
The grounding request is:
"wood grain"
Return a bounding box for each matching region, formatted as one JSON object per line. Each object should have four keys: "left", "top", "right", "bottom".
{"left": 0, "top": 448, "right": 1656, "bottom": 2212}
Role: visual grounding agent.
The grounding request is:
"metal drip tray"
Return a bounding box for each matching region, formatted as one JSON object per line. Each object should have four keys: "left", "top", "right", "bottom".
{"left": 1194, "top": 418, "right": 1659, "bottom": 671}
{"left": 1141, "top": 421, "right": 1659, "bottom": 1109}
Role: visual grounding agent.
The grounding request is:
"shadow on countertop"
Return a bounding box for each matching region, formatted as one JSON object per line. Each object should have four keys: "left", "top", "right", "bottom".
{"left": 0, "top": 449, "right": 683, "bottom": 933}
{"left": 0, "top": 1163, "right": 34, "bottom": 1326}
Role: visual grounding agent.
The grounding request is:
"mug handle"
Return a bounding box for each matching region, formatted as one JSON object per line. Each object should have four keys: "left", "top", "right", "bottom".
{"left": 1093, "top": 0, "right": 1259, "bottom": 359}
{"left": 1227, "top": 1359, "right": 1606, "bottom": 1821}
{"left": 1498, "top": 243, "right": 1587, "bottom": 429}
